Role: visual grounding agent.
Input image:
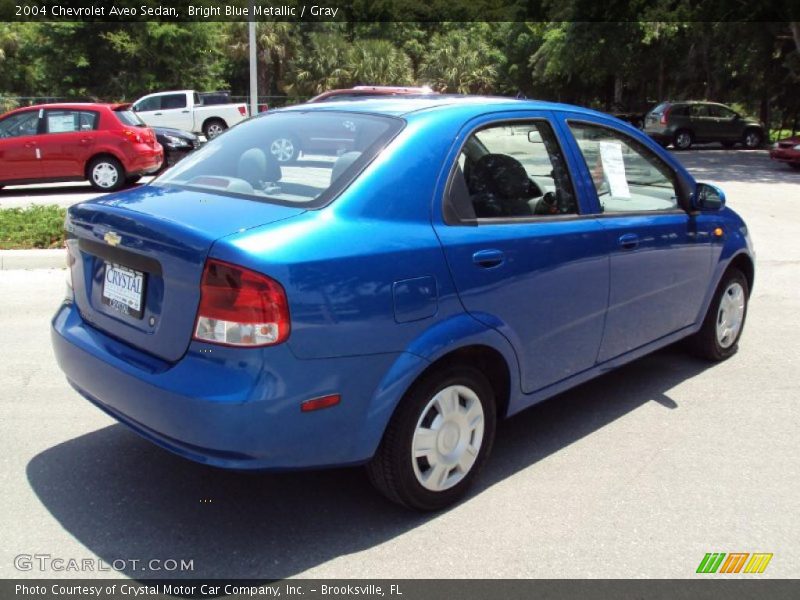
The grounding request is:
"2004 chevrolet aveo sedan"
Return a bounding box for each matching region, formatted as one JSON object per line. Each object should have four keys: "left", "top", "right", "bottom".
{"left": 52, "top": 97, "right": 754, "bottom": 511}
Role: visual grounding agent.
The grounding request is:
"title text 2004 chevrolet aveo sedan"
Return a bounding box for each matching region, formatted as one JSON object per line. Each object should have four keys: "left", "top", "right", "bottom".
{"left": 52, "top": 97, "right": 754, "bottom": 510}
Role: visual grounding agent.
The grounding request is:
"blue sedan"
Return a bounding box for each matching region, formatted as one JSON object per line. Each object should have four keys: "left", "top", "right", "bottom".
{"left": 52, "top": 97, "right": 754, "bottom": 510}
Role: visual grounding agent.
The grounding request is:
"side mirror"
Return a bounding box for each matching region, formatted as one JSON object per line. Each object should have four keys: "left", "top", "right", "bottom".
{"left": 693, "top": 182, "right": 726, "bottom": 211}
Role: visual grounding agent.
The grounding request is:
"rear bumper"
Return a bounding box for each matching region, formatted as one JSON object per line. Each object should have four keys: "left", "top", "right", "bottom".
{"left": 51, "top": 301, "right": 407, "bottom": 470}
{"left": 644, "top": 130, "right": 672, "bottom": 144}
{"left": 126, "top": 146, "right": 164, "bottom": 175}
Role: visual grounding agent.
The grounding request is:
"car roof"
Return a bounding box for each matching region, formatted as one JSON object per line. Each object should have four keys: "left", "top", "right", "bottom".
{"left": 2, "top": 102, "right": 123, "bottom": 116}
{"left": 278, "top": 95, "right": 611, "bottom": 120}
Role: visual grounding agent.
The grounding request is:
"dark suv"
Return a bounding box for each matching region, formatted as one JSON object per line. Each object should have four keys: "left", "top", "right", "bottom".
{"left": 644, "top": 101, "right": 764, "bottom": 150}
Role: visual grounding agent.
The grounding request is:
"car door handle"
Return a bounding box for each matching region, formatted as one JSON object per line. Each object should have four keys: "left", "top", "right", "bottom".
{"left": 80, "top": 138, "right": 91, "bottom": 144}
{"left": 618, "top": 233, "right": 640, "bottom": 250}
{"left": 472, "top": 249, "right": 505, "bottom": 268}
{"left": 154, "top": 112, "right": 162, "bottom": 116}
{"left": 24, "top": 142, "right": 37, "bottom": 148}
{"left": 181, "top": 110, "right": 190, "bottom": 113}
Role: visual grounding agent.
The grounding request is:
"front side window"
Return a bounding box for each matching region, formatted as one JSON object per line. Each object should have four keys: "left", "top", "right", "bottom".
{"left": 44, "top": 110, "right": 98, "bottom": 133}
{"left": 154, "top": 111, "right": 402, "bottom": 207}
{"left": 134, "top": 96, "right": 160, "bottom": 112}
{"left": 568, "top": 121, "right": 680, "bottom": 213}
{"left": 0, "top": 111, "right": 40, "bottom": 138}
{"left": 448, "top": 120, "right": 577, "bottom": 221}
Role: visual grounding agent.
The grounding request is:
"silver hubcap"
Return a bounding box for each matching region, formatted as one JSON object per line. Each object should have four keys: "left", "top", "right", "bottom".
{"left": 716, "top": 282, "right": 745, "bottom": 348}
{"left": 412, "top": 385, "right": 484, "bottom": 492}
{"left": 206, "top": 124, "right": 224, "bottom": 139}
{"left": 92, "top": 163, "right": 118, "bottom": 188}
{"left": 677, "top": 133, "right": 691, "bottom": 148}
{"left": 270, "top": 137, "right": 295, "bottom": 162}
{"left": 745, "top": 132, "right": 759, "bottom": 148}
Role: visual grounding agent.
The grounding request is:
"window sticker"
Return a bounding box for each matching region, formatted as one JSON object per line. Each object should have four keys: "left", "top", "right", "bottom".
{"left": 48, "top": 114, "right": 76, "bottom": 133}
{"left": 599, "top": 141, "right": 630, "bottom": 198}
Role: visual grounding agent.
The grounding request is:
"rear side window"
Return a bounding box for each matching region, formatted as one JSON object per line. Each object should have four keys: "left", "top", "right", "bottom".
{"left": 161, "top": 94, "right": 187, "bottom": 110}
{"left": 154, "top": 111, "right": 403, "bottom": 207}
{"left": 447, "top": 120, "right": 577, "bottom": 221}
{"left": 568, "top": 121, "right": 680, "bottom": 213}
{"left": 0, "top": 111, "right": 40, "bottom": 137}
{"left": 44, "top": 110, "right": 98, "bottom": 133}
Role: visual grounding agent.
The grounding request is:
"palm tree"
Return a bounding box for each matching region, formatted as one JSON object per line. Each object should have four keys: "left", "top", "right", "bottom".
{"left": 419, "top": 29, "right": 498, "bottom": 94}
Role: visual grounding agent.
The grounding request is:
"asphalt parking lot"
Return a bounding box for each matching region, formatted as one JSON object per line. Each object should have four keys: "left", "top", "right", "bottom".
{"left": 0, "top": 149, "right": 798, "bottom": 579}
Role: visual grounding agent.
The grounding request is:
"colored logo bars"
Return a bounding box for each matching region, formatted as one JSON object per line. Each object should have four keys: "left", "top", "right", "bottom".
{"left": 696, "top": 553, "right": 773, "bottom": 574}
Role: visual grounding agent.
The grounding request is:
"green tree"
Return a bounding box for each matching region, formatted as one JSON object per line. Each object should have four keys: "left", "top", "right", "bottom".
{"left": 419, "top": 26, "right": 499, "bottom": 93}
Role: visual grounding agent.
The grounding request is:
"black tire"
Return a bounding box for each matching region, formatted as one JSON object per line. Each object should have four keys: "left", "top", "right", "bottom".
{"left": 367, "top": 365, "right": 497, "bottom": 511}
{"left": 742, "top": 129, "right": 763, "bottom": 149}
{"left": 203, "top": 119, "right": 227, "bottom": 140}
{"left": 673, "top": 129, "right": 693, "bottom": 150}
{"left": 790, "top": 163, "right": 800, "bottom": 171}
{"left": 688, "top": 268, "right": 749, "bottom": 361}
{"left": 269, "top": 134, "right": 301, "bottom": 164}
{"left": 126, "top": 175, "right": 142, "bottom": 185}
{"left": 88, "top": 156, "right": 125, "bottom": 192}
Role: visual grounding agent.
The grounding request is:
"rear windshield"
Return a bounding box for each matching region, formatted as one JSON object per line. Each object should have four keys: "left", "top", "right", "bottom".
{"left": 114, "top": 109, "right": 146, "bottom": 126}
{"left": 649, "top": 103, "right": 669, "bottom": 115}
{"left": 153, "top": 111, "right": 403, "bottom": 207}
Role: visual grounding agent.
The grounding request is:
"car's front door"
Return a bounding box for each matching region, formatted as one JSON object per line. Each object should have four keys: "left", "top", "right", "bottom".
{"left": 0, "top": 109, "right": 43, "bottom": 183}
{"left": 38, "top": 109, "right": 98, "bottom": 179}
{"left": 433, "top": 115, "right": 610, "bottom": 394}
{"left": 707, "top": 104, "right": 742, "bottom": 143}
{"left": 565, "top": 118, "right": 715, "bottom": 362}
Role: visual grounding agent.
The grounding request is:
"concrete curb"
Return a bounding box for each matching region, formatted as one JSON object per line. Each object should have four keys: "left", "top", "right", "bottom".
{"left": 0, "top": 249, "right": 65, "bottom": 270}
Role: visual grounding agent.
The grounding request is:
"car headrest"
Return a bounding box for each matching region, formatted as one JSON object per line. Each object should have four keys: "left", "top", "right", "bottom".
{"left": 331, "top": 151, "right": 361, "bottom": 184}
{"left": 469, "top": 153, "right": 530, "bottom": 199}
{"left": 237, "top": 148, "right": 281, "bottom": 187}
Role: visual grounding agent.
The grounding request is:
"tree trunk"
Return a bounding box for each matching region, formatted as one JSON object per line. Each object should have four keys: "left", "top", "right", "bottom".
{"left": 790, "top": 22, "right": 800, "bottom": 54}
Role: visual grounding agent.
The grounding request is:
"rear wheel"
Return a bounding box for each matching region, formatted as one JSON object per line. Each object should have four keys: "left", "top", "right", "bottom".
{"left": 367, "top": 365, "right": 497, "bottom": 511}
{"left": 673, "top": 129, "right": 693, "bottom": 150}
{"left": 742, "top": 129, "right": 763, "bottom": 149}
{"left": 269, "top": 135, "right": 300, "bottom": 163}
{"left": 203, "top": 119, "right": 227, "bottom": 140}
{"left": 688, "top": 268, "right": 749, "bottom": 361}
{"left": 88, "top": 157, "right": 124, "bottom": 192}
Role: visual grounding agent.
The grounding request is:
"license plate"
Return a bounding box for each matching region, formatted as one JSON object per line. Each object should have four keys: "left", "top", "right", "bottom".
{"left": 102, "top": 262, "right": 145, "bottom": 319}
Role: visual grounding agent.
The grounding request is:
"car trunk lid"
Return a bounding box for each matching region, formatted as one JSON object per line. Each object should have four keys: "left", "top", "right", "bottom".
{"left": 66, "top": 184, "right": 304, "bottom": 362}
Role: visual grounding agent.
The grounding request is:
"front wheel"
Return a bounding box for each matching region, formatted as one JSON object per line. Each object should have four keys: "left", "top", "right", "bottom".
{"left": 688, "top": 268, "right": 749, "bottom": 361}
{"left": 88, "top": 157, "right": 125, "bottom": 192}
{"left": 269, "top": 135, "right": 300, "bottom": 163}
{"left": 367, "top": 365, "right": 497, "bottom": 511}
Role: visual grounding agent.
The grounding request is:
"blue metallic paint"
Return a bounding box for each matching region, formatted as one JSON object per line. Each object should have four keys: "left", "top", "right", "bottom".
{"left": 52, "top": 97, "right": 754, "bottom": 471}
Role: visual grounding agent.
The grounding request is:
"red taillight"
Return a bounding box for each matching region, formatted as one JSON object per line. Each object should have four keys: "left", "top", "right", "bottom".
{"left": 238, "top": 105, "right": 247, "bottom": 116}
{"left": 193, "top": 259, "right": 290, "bottom": 347}
{"left": 301, "top": 394, "right": 341, "bottom": 413}
{"left": 122, "top": 129, "right": 143, "bottom": 143}
{"left": 660, "top": 106, "right": 671, "bottom": 125}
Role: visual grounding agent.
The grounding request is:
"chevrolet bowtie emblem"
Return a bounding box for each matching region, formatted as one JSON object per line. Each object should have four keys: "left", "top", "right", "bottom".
{"left": 104, "top": 231, "right": 122, "bottom": 246}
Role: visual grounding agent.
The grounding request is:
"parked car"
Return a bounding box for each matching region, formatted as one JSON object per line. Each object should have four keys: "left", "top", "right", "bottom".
{"left": 644, "top": 101, "right": 765, "bottom": 150}
{"left": 131, "top": 90, "right": 248, "bottom": 140}
{"left": 52, "top": 97, "right": 754, "bottom": 511}
{"left": 257, "top": 86, "right": 440, "bottom": 164}
{"left": 150, "top": 125, "right": 202, "bottom": 172}
{"left": 769, "top": 136, "right": 800, "bottom": 170}
{"left": 0, "top": 103, "right": 162, "bottom": 192}
{"left": 308, "top": 85, "right": 437, "bottom": 103}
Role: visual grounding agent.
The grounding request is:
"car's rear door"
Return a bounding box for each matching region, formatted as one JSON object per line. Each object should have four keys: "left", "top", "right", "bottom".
{"left": 433, "top": 112, "right": 610, "bottom": 394}
{"left": 38, "top": 109, "right": 98, "bottom": 178}
{"left": 0, "top": 109, "right": 43, "bottom": 183}
{"left": 563, "top": 116, "right": 715, "bottom": 362}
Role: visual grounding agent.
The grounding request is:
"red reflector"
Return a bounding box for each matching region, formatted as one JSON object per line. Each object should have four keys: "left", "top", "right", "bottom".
{"left": 238, "top": 105, "right": 247, "bottom": 116}
{"left": 660, "top": 106, "right": 671, "bottom": 125}
{"left": 301, "top": 394, "right": 341, "bottom": 412}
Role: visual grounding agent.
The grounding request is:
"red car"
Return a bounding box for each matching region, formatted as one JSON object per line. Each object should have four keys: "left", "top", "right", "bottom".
{"left": 0, "top": 103, "right": 163, "bottom": 192}
{"left": 769, "top": 136, "right": 800, "bottom": 170}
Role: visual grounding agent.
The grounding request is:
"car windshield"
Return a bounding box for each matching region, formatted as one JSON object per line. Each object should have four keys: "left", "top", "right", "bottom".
{"left": 153, "top": 111, "right": 402, "bottom": 207}
{"left": 114, "top": 109, "right": 146, "bottom": 126}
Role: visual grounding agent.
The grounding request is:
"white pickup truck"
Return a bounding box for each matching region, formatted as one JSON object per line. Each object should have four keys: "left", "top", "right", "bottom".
{"left": 130, "top": 90, "right": 248, "bottom": 139}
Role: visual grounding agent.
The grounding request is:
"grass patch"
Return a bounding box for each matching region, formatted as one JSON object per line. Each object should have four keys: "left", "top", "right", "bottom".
{"left": 0, "top": 204, "right": 67, "bottom": 249}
